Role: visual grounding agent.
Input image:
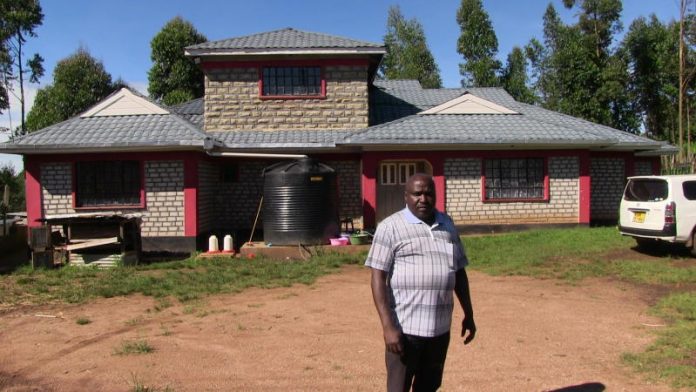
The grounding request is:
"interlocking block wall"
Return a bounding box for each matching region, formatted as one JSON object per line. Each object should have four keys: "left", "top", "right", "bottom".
{"left": 203, "top": 65, "right": 369, "bottom": 131}
{"left": 41, "top": 163, "right": 72, "bottom": 215}
{"left": 444, "top": 157, "right": 580, "bottom": 225}
{"left": 142, "top": 161, "right": 184, "bottom": 236}
{"left": 590, "top": 158, "right": 625, "bottom": 220}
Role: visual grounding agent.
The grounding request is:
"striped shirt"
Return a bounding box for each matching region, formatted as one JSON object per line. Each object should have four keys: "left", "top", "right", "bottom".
{"left": 365, "top": 207, "right": 468, "bottom": 337}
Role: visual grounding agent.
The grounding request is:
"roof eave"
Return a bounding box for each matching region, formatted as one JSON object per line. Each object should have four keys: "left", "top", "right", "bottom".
{"left": 344, "top": 140, "right": 615, "bottom": 151}
{"left": 185, "top": 47, "right": 386, "bottom": 57}
{"left": 0, "top": 143, "right": 206, "bottom": 155}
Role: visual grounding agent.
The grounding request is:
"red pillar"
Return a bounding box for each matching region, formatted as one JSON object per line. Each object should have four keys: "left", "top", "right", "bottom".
{"left": 578, "top": 151, "right": 591, "bottom": 224}
{"left": 362, "top": 153, "right": 377, "bottom": 229}
{"left": 429, "top": 155, "right": 445, "bottom": 213}
{"left": 24, "top": 157, "right": 43, "bottom": 227}
{"left": 183, "top": 154, "right": 198, "bottom": 237}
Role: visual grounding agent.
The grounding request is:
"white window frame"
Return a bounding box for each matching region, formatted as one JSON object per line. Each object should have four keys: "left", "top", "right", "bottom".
{"left": 380, "top": 163, "right": 398, "bottom": 185}
{"left": 399, "top": 163, "right": 416, "bottom": 184}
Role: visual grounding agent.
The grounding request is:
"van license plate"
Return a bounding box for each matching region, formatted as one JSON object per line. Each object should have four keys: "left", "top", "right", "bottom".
{"left": 633, "top": 211, "right": 646, "bottom": 223}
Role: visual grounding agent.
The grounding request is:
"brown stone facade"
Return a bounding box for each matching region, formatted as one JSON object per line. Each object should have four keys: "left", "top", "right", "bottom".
{"left": 444, "top": 156, "right": 580, "bottom": 225}
{"left": 203, "top": 64, "right": 369, "bottom": 131}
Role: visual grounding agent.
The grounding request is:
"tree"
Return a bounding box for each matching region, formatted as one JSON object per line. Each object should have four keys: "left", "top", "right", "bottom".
{"left": 380, "top": 5, "right": 442, "bottom": 88}
{"left": 530, "top": 1, "right": 638, "bottom": 132}
{"left": 0, "top": 0, "right": 44, "bottom": 135}
{"left": 500, "top": 46, "right": 537, "bottom": 104}
{"left": 623, "top": 15, "right": 679, "bottom": 140}
{"left": 25, "top": 48, "right": 116, "bottom": 132}
{"left": 456, "top": 0, "right": 501, "bottom": 87}
{"left": 0, "top": 164, "right": 24, "bottom": 212}
{"left": 147, "top": 17, "right": 206, "bottom": 106}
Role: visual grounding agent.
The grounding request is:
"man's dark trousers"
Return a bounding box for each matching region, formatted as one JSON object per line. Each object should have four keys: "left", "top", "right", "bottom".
{"left": 385, "top": 332, "right": 451, "bottom": 392}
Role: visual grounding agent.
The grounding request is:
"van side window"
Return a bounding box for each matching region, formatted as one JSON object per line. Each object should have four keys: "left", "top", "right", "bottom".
{"left": 683, "top": 181, "right": 696, "bottom": 200}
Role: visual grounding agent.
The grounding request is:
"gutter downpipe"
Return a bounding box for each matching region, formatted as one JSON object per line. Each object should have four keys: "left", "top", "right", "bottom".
{"left": 206, "top": 152, "right": 308, "bottom": 159}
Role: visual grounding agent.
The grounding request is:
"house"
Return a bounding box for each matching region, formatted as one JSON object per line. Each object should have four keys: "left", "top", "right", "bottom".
{"left": 0, "top": 28, "right": 676, "bottom": 253}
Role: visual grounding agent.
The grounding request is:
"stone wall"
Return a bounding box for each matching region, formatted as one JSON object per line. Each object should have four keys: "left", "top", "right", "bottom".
{"left": 203, "top": 65, "right": 369, "bottom": 131}
{"left": 444, "top": 156, "right": 580, "bottom": 224}
{"left": 590, "top": 158, "right": 625, "bottom": 220}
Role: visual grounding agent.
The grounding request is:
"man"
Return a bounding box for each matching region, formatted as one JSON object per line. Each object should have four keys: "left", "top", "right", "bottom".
{"left": 366, "top": 173, "right": 476, "bottom": 392}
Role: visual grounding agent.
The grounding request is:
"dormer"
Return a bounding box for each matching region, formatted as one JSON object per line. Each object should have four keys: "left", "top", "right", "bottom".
{"left": 185, "top": 28, "right": 385, "bottom": 132}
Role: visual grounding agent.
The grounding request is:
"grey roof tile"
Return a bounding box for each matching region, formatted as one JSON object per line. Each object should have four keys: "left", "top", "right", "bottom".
{"left": 168, "top": 98, "right": 203, "bottom": 115}
{"left": 350, "top": 115, "right": 615, "bottom": 145}
{"left": 168, "top": 98, "right": 204, "bottom": 128}
{"left": 2, "top": 114, "right": 209, "bottom": 152}
{"left": 209, "top": 130, "right": 354, "bottom": 148}
{"left": 187, "top": 28, "right": 384, "bottom": 51}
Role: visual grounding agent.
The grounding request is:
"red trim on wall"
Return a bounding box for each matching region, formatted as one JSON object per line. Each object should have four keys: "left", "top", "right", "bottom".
{"left": 429, "top": 155, "right": 445, "bottom": 213}
{"left": 625, "top": 155, "right": 635, "bottom": 178}
{"left": 651, "top": 157, "right": 661, "bottom": 175}
{"left": 578, "top": 151, "right": 591, "bottom": 224}
{"left": 362, "top": 153, "right": 378, "bottom": 228}
{"left": 183, "top": 155, "right": 198, "bottom": 237}
{"left": 24, "top": 157, "right": 43, "bottom": 228}
{"left": 201, "top": 58, "right": 370, "bottom": 70}
{"left": 26, "top": 151, "right": 203, "bottom": 163}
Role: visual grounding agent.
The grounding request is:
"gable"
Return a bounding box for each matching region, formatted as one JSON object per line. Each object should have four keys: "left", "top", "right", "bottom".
{"left": 419, "top": 93, "right": 518, "bottom": 115}
{"left": 81, "top": 88, "right": 169, "bottom": 117}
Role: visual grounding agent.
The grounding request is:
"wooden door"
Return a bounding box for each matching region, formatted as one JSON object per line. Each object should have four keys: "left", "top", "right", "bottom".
{"left": 376, "top": 161, "right": 428, "bottom": 222}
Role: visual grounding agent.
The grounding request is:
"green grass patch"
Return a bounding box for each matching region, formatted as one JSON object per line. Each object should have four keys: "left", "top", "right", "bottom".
{"left": 75, "top": 317, "right": 91, "bottom": 325}
{"left": 464, "top": 226, "right": 634, "bottom": 279}
{"left": 0, "top": 251, "right": 364, "bottom": 305}
{"left": 623, "top": 292, "right": 696, "bottom": 389}
{"left": 114, "top": 339, "right": 154, "bottom": 356}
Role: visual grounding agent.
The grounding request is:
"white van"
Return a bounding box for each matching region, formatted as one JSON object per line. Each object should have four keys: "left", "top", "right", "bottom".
{"left": 619, "top": 175, "right": 696, "bottom": 255}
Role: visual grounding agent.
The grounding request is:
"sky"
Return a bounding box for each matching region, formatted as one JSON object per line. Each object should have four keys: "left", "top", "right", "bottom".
{"left": 0, "top": 0, "right": 683, "bottom": 171}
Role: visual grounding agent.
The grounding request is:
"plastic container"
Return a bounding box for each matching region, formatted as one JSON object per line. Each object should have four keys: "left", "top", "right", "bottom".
{"left": 329, "top": 237, "right": 349, "bottom": 246}
{"left": 349, "top": 233, "right": 370, "bottom": 245}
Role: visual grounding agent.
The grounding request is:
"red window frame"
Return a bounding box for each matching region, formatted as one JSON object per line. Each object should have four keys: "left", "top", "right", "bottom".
{"left": 481, "top": 157, "right": 549, "bottom": 203}
{"left": 258, "top": 65, "right": 326, "bottom": 100}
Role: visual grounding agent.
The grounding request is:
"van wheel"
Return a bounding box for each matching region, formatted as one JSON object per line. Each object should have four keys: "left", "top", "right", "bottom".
{"left": 635, "top": 238, "right": 657, "bottom": 251}
{"left": 691, "top": 232, "right": 696, "bottom": 258}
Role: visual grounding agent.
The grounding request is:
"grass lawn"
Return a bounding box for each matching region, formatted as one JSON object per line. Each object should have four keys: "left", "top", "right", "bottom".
{"left": 1, "top": 226, "right": 694, "bottom": 388}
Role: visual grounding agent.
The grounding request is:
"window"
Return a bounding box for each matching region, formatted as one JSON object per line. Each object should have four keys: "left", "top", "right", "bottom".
{"left": 624, "top": 179, "right": 668, "bottom": 202}
{"left": 484, "top": 158, "right": 544, "bottom": 200}
{"left": 75, "top": 161, "right": 141, "bottom": 207}
{"left": 380, "top": 163, "right": 397, "bottom": 185}
{"left": 399, "top": 163, "right": 416, "bottom": 184}
{"left": 262, "top": 66, "right": 322, "bottom": 97}
{"left": 682, "top": 181, "right": 696, "bottom": 200}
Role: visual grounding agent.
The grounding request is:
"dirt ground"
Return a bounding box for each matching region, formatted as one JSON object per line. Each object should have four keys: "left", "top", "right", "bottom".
{"left": 0, "top": 263, "right": 675, "bottom": 392}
